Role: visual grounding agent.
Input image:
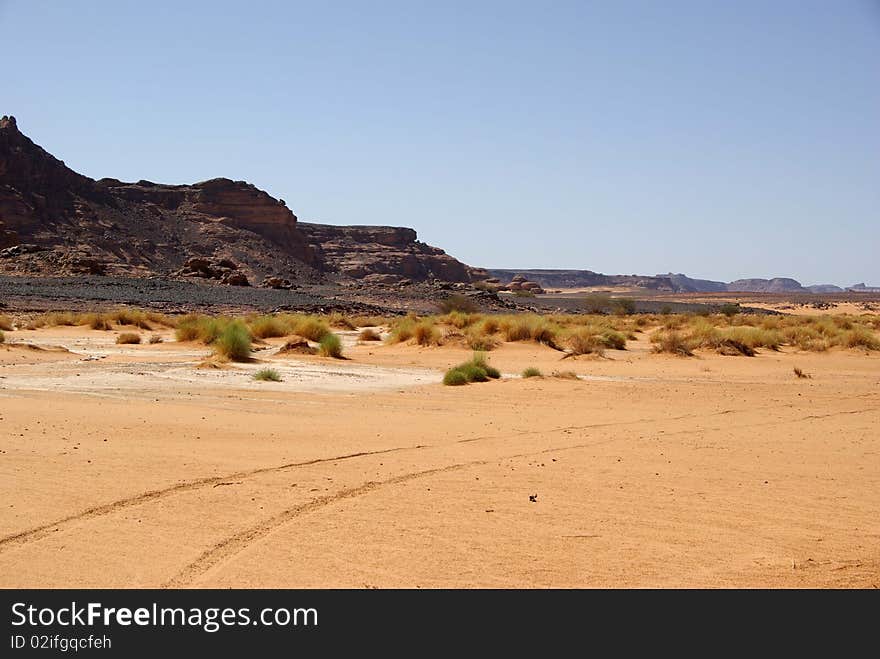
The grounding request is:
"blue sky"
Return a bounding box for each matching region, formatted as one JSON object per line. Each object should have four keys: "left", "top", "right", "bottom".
{"left": 3, "top": 0, "right": 878, "bottom": 285}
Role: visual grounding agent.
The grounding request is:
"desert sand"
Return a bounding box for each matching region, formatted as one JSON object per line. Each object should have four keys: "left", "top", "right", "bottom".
{"left": 1, "top": 322, "right": 878, "bottom": 588}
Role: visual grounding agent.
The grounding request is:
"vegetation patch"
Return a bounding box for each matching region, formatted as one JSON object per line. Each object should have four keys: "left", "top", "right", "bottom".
{"left": 318, "top": 333, "right": 344, "bottom": 358}
{"left": 213, "top": 321, "right": 252, "bottom": 361}
{"left": 253, "top": 368, "right": 282, "bottom": 382}
{"left": 443, "top": 353, "right": 501, "bottom": 386}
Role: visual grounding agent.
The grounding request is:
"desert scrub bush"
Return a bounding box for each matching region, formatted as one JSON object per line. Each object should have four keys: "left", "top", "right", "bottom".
{"left": 837, "top": 327, "right": 880, "bottom": 350}
{"left": 292, "top": 317, "right": 330, "bottom": 342}
{"left": 566, "top": 329, "right": 605, "bottom": 356}
{"left": 719, "top": 303, "right": 741, "bottom": 317}
{"left": 480, "top": 317, "right": 500, "bottom": 335}
{"left": 173, "top": 314, "right": 232, "bottom": 344}
{"left": 443, "top": 353, "right": 501, "bottom": 385}
{"left": 42, "top": 311, "right": 78, "bottom": 326}
{"left": 582, "top": 294, "right": 611, "bottom": 314}
{"left": 793, "top": 366, "right": 811, "bottom": 379}
{"left": 115, "top": 332, "right": 141, "bottom": 345}
{"left": 318, "top": 333, "right": 344, "bottom": 358}
{"left": 148, "top": 334, "right": 163, "bottom": 344}
{"left": 465, "top": 328, "right": 498, "bottom": 351}
{"left": 611, "top": 298, "right": 636, "bottom": 316}
{"left": 174, "top": 315, "right": 204, "bottom": 341}
{"left": 444, "top": 310, "right": 480, "bottom": 329}
{"left": 522, "top": 367, "right": 542, "bottom": 378}
{"left": 412, "top": 321, "right": 441, "bottom": 346}
{"left": 81, "top": 313, "right": 112, "bottom": 330}
{"left": 253, "top": 368, "right": 282, "bottom": 382}
{"left": 328, "top": 313, "right": 356, "bottom": 330}
{"left": 358, "top": 328, "right": 382, "bottom": 341}
{"left": 500, "top": 316, "right": 532, "bottom": 342}
{"left": 213, "top": 321, "right": 252, "bottom": 361}
{"left": 438, "top": 294, "right": 479, "bottom": 314}
{"left": 0, "top": 315, "right": 13, "bottom": 331}
{"left": 443, "top": 369, "right": 470, "bottom": 386}
{"left": 249, "top": 315, "right": 288, "bottom": 339}
{"left": 111, "top": 309, "right": 151, "bottom": 329}
{"left": 724, "top": 326, "right": 781, "bottom": 351}
{"left": 651, "top": 330, "right": 694, "bottom": 356}
{"left": 350, "top": 314, "right": 389, "bottom": 328}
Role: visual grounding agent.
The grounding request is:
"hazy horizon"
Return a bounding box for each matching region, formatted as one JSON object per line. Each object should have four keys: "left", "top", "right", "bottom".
{"left": 3, "top": 0, "right": 878, "bottom": 286}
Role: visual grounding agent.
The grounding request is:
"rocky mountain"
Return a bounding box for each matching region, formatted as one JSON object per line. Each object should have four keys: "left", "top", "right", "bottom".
{"left": 805, "top": 284, "right": 844, "bottom": 294}
{"left": 847, "top": 283, "right": 880, "bottom": 293}
{"left": 488, "top": 269, "right": 676, "bottom": 291}
{"left": 725, "top": 277, "right": 805, "bottom": 293}
{"left": 660, "top": 273, "right": 729, "bottom": 293}
{"left": 0, "top": 116, "right": 480, "bottom": 286}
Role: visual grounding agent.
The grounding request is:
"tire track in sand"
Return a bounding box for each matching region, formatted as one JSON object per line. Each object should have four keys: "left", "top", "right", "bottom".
{"left": 0, "top": 445, "right": 426, "bottom": 552}
{"left": 163, "top": 438, "right": 635, "bottom": 587}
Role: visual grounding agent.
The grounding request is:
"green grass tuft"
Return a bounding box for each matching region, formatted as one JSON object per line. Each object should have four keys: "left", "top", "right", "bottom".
{"left": 213, "top": 321, "right": 252, "bottom": 361}
{"left": 253, "top": 368, "right": 282, "bottom": 382}
{"left": 318, "top": 333, "right": 344, "bottom": 358}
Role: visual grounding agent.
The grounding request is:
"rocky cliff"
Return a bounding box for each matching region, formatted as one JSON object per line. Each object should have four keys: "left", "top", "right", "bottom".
{"left": 0, "top": 116, "right": 479, "bottom": 285}
{"left": 299, "top": 223, "right": 474, "bottom": 284}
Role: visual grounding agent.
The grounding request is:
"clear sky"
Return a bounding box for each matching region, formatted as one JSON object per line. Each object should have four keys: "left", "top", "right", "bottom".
{"left": 3, "top": 0, "right": 878, "bottom": 285}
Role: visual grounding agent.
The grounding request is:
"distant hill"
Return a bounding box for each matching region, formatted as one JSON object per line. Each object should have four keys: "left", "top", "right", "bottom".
{"left": 0, "top": 115, "right": 479, "bottom": 286}
{"left": 659, "top": 273, "right": 728, "bottom": 292}
{"left": 487, "top": 269, "right": 676, "bottom": 291}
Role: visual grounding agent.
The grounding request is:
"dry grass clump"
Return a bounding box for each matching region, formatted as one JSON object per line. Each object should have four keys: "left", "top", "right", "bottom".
{"left": 291, "top": 316, "right": 330, "bottom": 342}
{"left": 358, "top": 328, "right": 382, "bottom": 341}
{"left": 651, "top": 330, "right": 694, "bottom": 356}
{"left": 838, "top": 326, "right": 880, "bottom": 350}
{"left": 350, "top": 314, "right": 389, "bottom": 328}
{"left": 115, "top": 332, "right": 141, "bottom": 345}
{"left": 480, "top": 317, "right": 500, "bottom": 335}
{"left": 500, "top": 316, "right": 533, "bottom": 342}
{"left": 0, "top": 315, "right": 13, "bottom": 331}
{"left": 413, "top": 321, "right": 441, "bottom": 346}
{"left": 328, "top": 313, "right": 356, "bottom": 330}
{"left": 213, "top": 321, "right": 252, "bottom": 361}
{"left": 253, "top": 368, "right": 282, "bottom": 382}
{"left": 497, "top": 315, "right": 559, "bottom": 346}
{"left": 318, "top": 333, "right": 344, "bottom": 358}
{"left": 437, "top": 294, "right": 479, "bottom": 314}
{"left": 443, "top": 352, "right": 501, "bottom": 386}
{"left": 566, "top": 329, "right": 605, "bottom": 356}
{"left": 465, "top": 328, "right": 499, "bottom": 351}
{"left": 522, "top": 367, "right": 542, "bottom": 378}
{"left": 443, "top": 311, "right": 480, "bottom": 329}
{"left": 248, "top": 315, "right": 288, "bottom": 339}
{"left": 387, "top": 315, "right": 442, "bottom": 346}
{"left": 110, "top": 309, "right": 152, "bottom": 329}
{"left": 81, "top": 313, "right": 112, "bottom": 330}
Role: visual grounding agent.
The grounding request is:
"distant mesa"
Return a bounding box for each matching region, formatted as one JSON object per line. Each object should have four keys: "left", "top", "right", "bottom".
{"left": 1, "top": 116, "right": 873, "bottom": 294}
{"left": 0, "top": 116, "right": 482, "bottom": 286}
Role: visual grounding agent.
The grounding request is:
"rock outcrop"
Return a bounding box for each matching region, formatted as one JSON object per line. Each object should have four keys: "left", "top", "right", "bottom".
{"left": 298, "top": 223, "right": 477, "bottom": 283}
{"left": 0, "top": 117, "right": 480, "bottom": 285}
{"left": 488, "top": 269, "right": 676, "bottom": 291}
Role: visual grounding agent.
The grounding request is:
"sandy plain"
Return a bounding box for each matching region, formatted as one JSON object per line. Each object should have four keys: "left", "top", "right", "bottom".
{"left": 1, "top": 321, "right": 878, "bottom": 588}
